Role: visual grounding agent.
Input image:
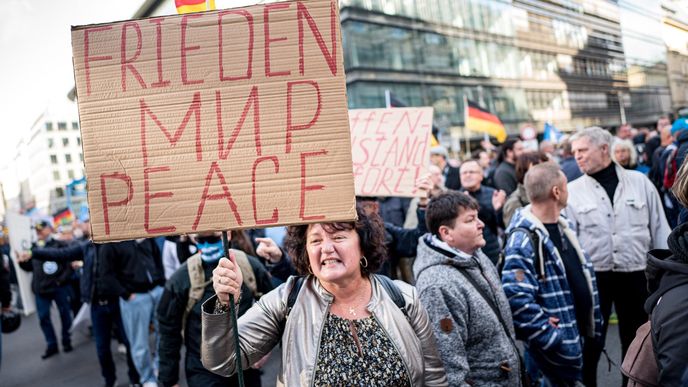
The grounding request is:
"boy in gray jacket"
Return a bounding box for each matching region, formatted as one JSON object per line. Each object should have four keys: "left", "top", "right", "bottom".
{"left": 414, "top": 191, "right": 522, "bottom": 386}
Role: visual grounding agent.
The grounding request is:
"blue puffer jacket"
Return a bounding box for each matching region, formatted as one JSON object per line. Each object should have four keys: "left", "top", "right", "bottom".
{"left": 501, "top": 207, "right": 603, "bottom": 381}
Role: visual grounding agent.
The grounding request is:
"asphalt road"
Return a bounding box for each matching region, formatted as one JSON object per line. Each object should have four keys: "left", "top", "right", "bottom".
{"left": 2, "top": 309, "right": 621, "bottom": 386}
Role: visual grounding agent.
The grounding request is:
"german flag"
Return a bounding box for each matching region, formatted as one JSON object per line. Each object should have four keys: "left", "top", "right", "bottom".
{"left": 53, "top": 208, "right": 75, "bottom": 228}
{"left": 175, "top": 0, "right": 215, "bottom": 14}
{"left": 465, "top": 99, "right": 507, "bottom": 143}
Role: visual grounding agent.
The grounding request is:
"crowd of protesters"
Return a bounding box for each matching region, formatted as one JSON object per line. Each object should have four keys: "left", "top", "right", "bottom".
{"left": 2, "top": 114, "right": 688, "bottom": 386}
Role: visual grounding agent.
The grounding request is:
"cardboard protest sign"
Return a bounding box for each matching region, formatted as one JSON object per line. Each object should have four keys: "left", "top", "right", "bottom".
{"left": 6, "top": 212, "right": 36, "bottom": 316}
{"left": 350, "top": 107, "right": 433, "bottom": 197}
{"left": 71, "top": 0, "right": 356, "bottom": 242}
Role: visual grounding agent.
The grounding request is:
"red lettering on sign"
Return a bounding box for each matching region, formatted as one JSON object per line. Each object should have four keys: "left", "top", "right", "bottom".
{"left": 297, "top": 1, "right": 337, "bottom": 76}
{"left": 300, "top": 150, "right": 327, "bottom": 220}
{"left": 349, "top": 111, "right": 362, "bottom": 131}
{"left": 216, "top": 87, "right": 261, "bottom": 159}
{"left": 393, "top": 167, "right": 410, "bottom": 194}
{"left": 100, "top": 172, "right": 133, "bottom": 236}
{"left": 285, "top": 80, "right": 321, "bottom": 153}
{"left": 375, "top": 111, "right": 392, "bottom": 135}
{"left": 252, "top": 156, "right": 280, "bottom": 224}
{"left": 181, "top": 14, "right": 204, "bottom": 85}
{"left": 140, "top": 92, "right": 202, "bottom": 167}
{"left": 193, "top": 161, "right": 243, "bottom": 230}
{"left": 120, "top": 22, "right": 147, "bottom": 92}
{"left": 149, "top": 18, "right": 171, "bottom": 88}
{"left": 264, "top": 3, "right": 291, "bottom": 78}
{"left": 144, "top": 166, "right": 176, "bottom": 234}
{"left": 369, "top": 136, "right": 386, "bottom": 167}
{"left": 219, "top": 10, "right": 254, "bottom": 81}
{"left": 393, "top": 110, "right": 424, "bottom": 135}
{"left": 84, "top": 26, "right": 113, "bottom": 97}
{"left": 375, "top": 168, "right": 394, "bottom": 194}
{"left": 363, "top": 111, "right": 376, "bottom": 134}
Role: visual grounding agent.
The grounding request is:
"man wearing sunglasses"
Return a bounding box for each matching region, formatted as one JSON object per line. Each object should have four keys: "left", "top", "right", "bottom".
{"left": 157, "top": 231, "right": 275, "bottom": 387}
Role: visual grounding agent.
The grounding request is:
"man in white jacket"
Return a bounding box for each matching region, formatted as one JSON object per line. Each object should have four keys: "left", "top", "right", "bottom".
{"left": 565, "top": 126, "right": 670, "bottom": 386}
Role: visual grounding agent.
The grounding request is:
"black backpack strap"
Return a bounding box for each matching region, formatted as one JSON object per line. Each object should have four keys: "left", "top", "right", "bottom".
{"left": 506, "top": 227, "right": 542, "bottom": 279}
{"left": 286, "top": 276, "right": 305, "bottom": 315}
{"left": 278, "top": 276, "right": 305, "bottom": 340}
{"left": 376, "top": 275, "right": 407, "bottom": 318}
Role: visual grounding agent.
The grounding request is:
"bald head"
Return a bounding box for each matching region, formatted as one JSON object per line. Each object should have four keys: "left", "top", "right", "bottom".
{"left": 524, "top": 162, "right": 566, "bottom": 204}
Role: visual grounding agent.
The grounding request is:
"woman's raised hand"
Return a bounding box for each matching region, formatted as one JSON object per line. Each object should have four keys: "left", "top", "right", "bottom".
{"left": 212, "top": 251, "right": 243, "bottom": 306}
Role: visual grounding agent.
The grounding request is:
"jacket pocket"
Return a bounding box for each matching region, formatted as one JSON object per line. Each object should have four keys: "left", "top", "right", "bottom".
{"left": 625, "top": 200, "right": 648, "bottom": 227}
{"left": 575, "top": 205, "right": 601, "bottom": 231}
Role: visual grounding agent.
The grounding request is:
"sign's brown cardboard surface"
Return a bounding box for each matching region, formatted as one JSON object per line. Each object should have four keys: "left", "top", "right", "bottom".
{"left": 350, "top": 107, "right": 433, "bottom": 197}
{"left": 71, "top": 0, "right": 355, "bottom": 242}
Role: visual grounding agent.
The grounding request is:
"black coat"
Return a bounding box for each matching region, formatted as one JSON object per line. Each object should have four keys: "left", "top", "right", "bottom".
{"left": 493, "top": 161, "right": 517, "bottom": 195}
{"left": 444, "top": 165, "right": 461, "bottom": 190}
{"left": 19, "top": 237, "right": 73, "bottom": 295}
{"left": 98, "top": 239, "right": 164, "bottom": 300}
{"left": 465, "top": 186, "right": 502, "bottom": 265}
{"left": 0, "top": 259, "right": 10, "bottom": 308}
{"left": 31, "top": 240, "right": 97, "bottom": 303}
{"left": 156, "top": 254, "right": 273, "bottom": 387}
{"left": 645, "top": 222, "right": 688, "bottom": 386}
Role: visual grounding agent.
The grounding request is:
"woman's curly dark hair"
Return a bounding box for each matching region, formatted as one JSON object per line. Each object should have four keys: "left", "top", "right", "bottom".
{"left": 284, "top": 203, "right": 387, "bottom": 276}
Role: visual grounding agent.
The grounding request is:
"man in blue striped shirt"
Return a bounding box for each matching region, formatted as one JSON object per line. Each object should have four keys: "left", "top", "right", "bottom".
{"left": 502, "top": 162, "right": 603, "bottom": 387}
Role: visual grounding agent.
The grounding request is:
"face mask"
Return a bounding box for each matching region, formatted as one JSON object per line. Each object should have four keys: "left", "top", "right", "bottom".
{"left": 197, "top": 240, "right": 224, "bottom": 262}
{"left": 73, "top": 228, "right": 84, "bottom": 239}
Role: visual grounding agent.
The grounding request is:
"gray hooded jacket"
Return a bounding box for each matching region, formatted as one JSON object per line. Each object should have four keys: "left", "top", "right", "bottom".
{"left": 414, "top": 234, "right": 522, "bottom": 386}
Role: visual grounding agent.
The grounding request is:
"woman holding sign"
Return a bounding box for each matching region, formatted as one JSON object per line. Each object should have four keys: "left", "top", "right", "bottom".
{"left": 201, "top": 204, "right": 447, "bottom": 386}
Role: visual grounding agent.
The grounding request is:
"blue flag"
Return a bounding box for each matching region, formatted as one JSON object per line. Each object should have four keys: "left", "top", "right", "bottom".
{"left": 543, "top": 122, "right": 563, "bottom": 143}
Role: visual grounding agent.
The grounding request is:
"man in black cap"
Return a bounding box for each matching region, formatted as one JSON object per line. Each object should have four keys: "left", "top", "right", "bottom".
{"left": 18, "top": 220, "right": 73, "bottom": 359}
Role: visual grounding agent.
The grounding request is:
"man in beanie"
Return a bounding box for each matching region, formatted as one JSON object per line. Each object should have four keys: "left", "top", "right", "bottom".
{"left": 430, "top": 145, "right": 461, "bottom": 190}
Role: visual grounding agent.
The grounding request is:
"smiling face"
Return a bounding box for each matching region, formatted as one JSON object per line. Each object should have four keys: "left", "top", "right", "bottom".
{"left": 306, "top": 223, "right": 364, "bottom": 285}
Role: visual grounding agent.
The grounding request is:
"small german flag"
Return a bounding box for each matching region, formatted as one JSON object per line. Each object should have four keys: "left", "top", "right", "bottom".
{"left": 465, "top": 99, "right": 507, "bottom": 143}
{"left": 53, "top": 208, "right": 75, "bottom": 228}
{"left": 175, "top": 0, "right": 215, "bottom": 14}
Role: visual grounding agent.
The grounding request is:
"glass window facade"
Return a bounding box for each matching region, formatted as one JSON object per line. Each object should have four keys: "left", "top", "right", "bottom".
{"left": 341, "top": 0, "right": 515, "bottom": 36}
{"left": 343, "top": 21, "right": 616, "bottom": 81}
{"left": 346, "top": 82, "right": 529, "bottom": 124}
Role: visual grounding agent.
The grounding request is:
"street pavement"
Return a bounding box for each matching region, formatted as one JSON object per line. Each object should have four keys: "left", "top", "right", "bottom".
{"left": 2, "top": 309, "right": 621, "bottom": 386}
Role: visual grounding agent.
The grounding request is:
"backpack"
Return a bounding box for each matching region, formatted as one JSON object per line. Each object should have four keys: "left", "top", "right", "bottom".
{"left": 663, "top": 147, "right": 679, "bottom": 190}
{"left": 182, "top": 249, "right": 257, "bottom": 336}
{"left": 498, "top": 227, "right": 544, "bottom": 279}
{"left": 620, "top": 320, "right": 659, "bottom": 387}
{"left": 279, "top": 275, "right": 408, "bottom": 337}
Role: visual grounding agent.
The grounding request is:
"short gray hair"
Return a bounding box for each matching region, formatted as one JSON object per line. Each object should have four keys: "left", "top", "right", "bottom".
{"left": 569, "top": 126, "right": 613, "bottom": 149}
{"left": 525, "top": 162, "right": 565, "bottom": 203}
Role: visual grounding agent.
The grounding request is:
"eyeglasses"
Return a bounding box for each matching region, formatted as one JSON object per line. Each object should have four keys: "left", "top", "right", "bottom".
{"left": 196, "top": 235, "right": 222, "bottom": 244}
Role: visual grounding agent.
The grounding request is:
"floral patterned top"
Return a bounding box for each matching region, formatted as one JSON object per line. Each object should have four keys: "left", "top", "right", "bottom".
{"left": 312, "top": 313, "right": 411, "bottom": 386}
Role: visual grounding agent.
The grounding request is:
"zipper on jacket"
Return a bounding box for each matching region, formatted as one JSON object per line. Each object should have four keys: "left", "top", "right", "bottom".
{"left": 371, "top": 313, "right": 413, "bottom": 384}
{"left": 309, "top": 301, "right": 332, "bottom": 387}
